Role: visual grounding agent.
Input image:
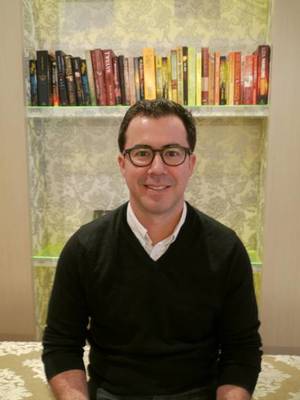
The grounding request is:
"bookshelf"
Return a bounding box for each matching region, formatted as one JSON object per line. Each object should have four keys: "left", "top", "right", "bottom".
{"left": 27, "top": 105, "right": 269, "bottom": 119}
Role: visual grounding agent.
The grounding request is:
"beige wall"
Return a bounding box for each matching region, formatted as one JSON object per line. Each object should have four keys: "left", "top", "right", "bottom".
{"left": 0, "top": 1, "right": 36, "bottom": 339}
{"left": 261, "top": 0, "right": 300, "bottom": 354}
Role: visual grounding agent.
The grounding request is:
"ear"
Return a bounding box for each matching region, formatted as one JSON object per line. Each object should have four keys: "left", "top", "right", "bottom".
{"left": 188, "top": 153, "right": 197, "bottom": 176}
{"left": 118, "top": 153, "right": 126, "bottom": 176}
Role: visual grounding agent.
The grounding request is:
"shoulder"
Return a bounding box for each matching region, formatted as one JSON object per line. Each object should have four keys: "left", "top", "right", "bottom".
{"left": 72, "top": 203, "right": 127, "bottom": 252}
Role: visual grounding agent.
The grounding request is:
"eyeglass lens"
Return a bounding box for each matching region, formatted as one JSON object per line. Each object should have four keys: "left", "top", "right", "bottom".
{"left": 129, "top": 146, "right": 187, "bottom": 166}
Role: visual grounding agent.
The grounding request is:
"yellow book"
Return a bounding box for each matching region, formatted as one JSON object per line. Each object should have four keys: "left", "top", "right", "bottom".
{"left": 188, "top": 47, "right": 196, "bottom": 106}
{"left": 196, "top": 51, "right": 202, "bottom": 106}
{"left": 170, "top": 49, "right": 178, "bottom": 102}
{"left": 167, "top": 55, "right": 172, "bottom": 100}
{"left": 143, "top": 48, "right": 156, "bottom": 100}
{"left": 214, "top": 51, "right": 220, "bottom": 105}
{"left": 228, "top": 51, "right": 235, "bottom": 105}
{"left": 161, "top": 57, "right": 169, "bottom": 99}
{"left": 177, "top": 47, "right": 183, "bottom": 105}
{"left": 156, "top": 55, "right": 163, "bottom": 99}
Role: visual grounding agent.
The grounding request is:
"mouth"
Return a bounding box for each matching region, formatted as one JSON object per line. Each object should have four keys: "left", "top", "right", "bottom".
{"left": 144, "top": 185, "right": 170, "bottom": 191}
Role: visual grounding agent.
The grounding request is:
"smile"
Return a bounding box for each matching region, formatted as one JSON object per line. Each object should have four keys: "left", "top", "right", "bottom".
{"left": 145, "top": 185, "right": 170, "bottom": 191}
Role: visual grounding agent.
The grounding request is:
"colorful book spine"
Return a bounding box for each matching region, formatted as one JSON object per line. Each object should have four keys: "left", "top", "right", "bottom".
{"left": 208, "top": 51, "right": 215, "bottom": 105}
{"left": 50, "top": 56, "right": 59, "bottom": 106}
{"left": 138, "top": 56, "right": 145, "bottom": 101}
{"left": 91, "top": 49, "right": 107, "bottom": 106}
{"left": 219, "top": 56, "right": 227, "bottom": 105}
{"left": 155, "top": 55, "right": 163, "bottom": 99}
{"left": 228, "top": 51, "right": 235, "bottom": 105}
{"left": 29, "top": 59, "right": 37, "bottom": 106}
{"left": 113, "top": 56, "right": 122, "bottom": 105}
{"left": 118, "top": 55, "right": 126, "bottom": 105}
{"left": 124, "top": 57, "right": 131, "bottom": 105}
{"left": 161, "top": 56, "right": 169, "bottom": 99}
{"left": 71, "top": 57, "right": 84, "bottom": 106}
{"left": 234, "top": 51, "right": 241, "bottom": 105}
{"left": 196, "top": 51, "right": 202, "bottom": 106}
{"left": 188, "top": 47, "right": 196, "bottom": 106}
{"left": 182, "top": 47, "right": 188, "bottom": 105}
{"left": 128, "top": 57, "right": 136, "bottom": 105}
{"left": 64, "top": 54, "right": 77, "bottom": 106}
{"left": 214, "top": 51, "right": 220, "bottom": 105}
{"left": 252, "top": 52, "right": 258, "bottom": 105}
{"left": 55, "top": 50, "right": 68, "bottom": 106}
{"left": 36, "top": 50, "right": 51, "bottom": 106}
{"left": 133, "top": 57, "right": 141, "bottom": 101}
{"left": 257, "top": 44, "right": 271, "bottom": 105}
{"left": 170, "top": 49, "right": 178, "bottom": 102}
{"left": 103, "top": 49, "right": 116, "bottom": 106}
{"left": 201, "top": 47, "right": 209, "bottom": 105}
{"left": 85, "top": 50, "right": 96, "bottom": 106}
{"left": 143, "top": 48, "right": 156, "bottom": 100}
{"left": 80, "top": 59, "right": 91, "bottom": 105}
{"left": 243, "top": 54, "right": 254, "bottom": 105}
{"left": 176, "top": 47, "right": 183, "bottom": 105}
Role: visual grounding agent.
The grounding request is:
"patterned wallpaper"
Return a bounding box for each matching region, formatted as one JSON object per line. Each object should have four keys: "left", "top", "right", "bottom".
{"left": 23, "top": 0, "right": 270, "bottom": 333}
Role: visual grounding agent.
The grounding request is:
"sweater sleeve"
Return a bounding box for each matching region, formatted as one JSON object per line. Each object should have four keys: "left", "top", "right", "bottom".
{"left": 216, "top": 235, "right": 262, "bottom": 394}
{"left": 42, "top": 232, "right": 89, "bottom": 381}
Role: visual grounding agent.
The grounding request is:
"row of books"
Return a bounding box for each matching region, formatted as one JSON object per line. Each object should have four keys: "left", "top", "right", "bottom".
{"left": 29, "top": 45, "right": 271, "bottom": 107}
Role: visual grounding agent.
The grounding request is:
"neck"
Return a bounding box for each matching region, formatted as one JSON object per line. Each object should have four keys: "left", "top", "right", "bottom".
{"left": 130, "top": 201, "right": 184, "bottom": 245}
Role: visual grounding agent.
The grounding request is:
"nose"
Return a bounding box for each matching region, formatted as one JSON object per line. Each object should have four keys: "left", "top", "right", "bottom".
{"left": 147, "top": 151, "right": 166, "bottom": 174}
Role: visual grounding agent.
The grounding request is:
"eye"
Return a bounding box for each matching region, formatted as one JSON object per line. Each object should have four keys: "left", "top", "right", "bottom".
{"left": 132, "top": 148, "right": 152, "bottom": 158}
{"left": 164, "top": 148, "right": 182, "bottom": 158}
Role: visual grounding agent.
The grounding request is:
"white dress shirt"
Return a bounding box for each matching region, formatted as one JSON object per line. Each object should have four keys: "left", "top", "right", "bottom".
{"left": 127, "top": 202, "right": 187, "bottom": 261}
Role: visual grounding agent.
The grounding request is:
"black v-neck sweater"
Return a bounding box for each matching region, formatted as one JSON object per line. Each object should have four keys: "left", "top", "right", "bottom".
{"left": 42, "top": 202, "right": 262, "bottom": 395}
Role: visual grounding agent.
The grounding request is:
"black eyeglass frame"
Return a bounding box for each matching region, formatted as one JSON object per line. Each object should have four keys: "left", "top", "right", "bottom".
{"left": 122, "top": 144, "right": 192, "bottom": 167}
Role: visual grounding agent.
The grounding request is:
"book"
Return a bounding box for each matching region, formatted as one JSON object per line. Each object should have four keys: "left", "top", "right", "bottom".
{"left": 71, "top": 57, "right": 85, "bottom": 105}
{"left": 134, "top": 56, "right": 141, "bottom": 101}
{"left": 196, "top": 51, "right": 202, "bottom": 106}
{"left": 188, "top": 47, "right": 196, "bottom": 106}
{"left": 36, "top": 50, "right": 51, "bottom": 106}
{"left": 103, "top": 49, "right": 116, "bottom": 105}
{"left": 208, "top": 51, "right": 215, "bottom": 105}
{"left": 219, "top": 56, "right": 228, "bottom": 105}
{"left": 50, "top": 56, "right": 59, "bottom": 106}
{"left": 80, "top": 59, "right": 91, "bottom": 105}
{"left": 243, "top": 54, "right": 254, "bottom": 105}
{"left": 55, "top": 50, "right": 68, "bottom": 106}
{"left": 182, "top": 46, "right": 188, "bottom": 105}
{"left": 201, "top": 47, "right": 209, "bottom": 105}
{"left": 29, "top": 59, "right": 37, "bottom": 106}
{"left": 161, "top": 56, "right": 169, "bottom": 99}
{"left": 124, "top": 57, "right": 131, "bottom": 105}
{"left": 257, "top": 44, "right": 271, "bottom": 105}
{"left": 85, "top": 50, "right": 96, "bottom": 106}
{"left": 155, "top": 55, "right": 163, "bottom": 99}
{"left": 128, "top": 56, "right": 136, "bottom": 105}
{"left": 170, "top": 49, "right": 178, "bottom": 102}
{"left": 138, "top": 56, "right": 145, "bottom": 100}
{"left": 234, "top": 51, "right": 241, "bottom": 105}
{"left": 64, "top": 54, "right": 77, "bottom": 106}
{"left": 118, "top": 55, "right": 126, "bottom": 105}
{"left": 252, "top": 51, "right": 258, "bottom": 105}
{"left": 177, "top": 47, "right": 183, "bottom": 105}
{"left": 214, "top": 51, "right": 220, "bottom": 105}
{"left": 91, "top": 49, "right": 107, "bottom": 106}
{"left": 143, "top": 48, "right": 156, "bottom": 100}
{"left": 228, "top": 51, "right": 235, "bottom": 105}
{"left": 113, "top": 56, "right": 122, "bottom": 104}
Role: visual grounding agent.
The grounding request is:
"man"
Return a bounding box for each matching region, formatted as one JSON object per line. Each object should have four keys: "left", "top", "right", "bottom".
{"left": 42, "top": 99, "right": 262, "bottom": 400}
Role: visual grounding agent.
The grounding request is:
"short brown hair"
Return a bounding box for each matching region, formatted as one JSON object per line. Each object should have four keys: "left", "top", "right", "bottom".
{"left": 118, "top": 99, "right": 197, "bottom": 152}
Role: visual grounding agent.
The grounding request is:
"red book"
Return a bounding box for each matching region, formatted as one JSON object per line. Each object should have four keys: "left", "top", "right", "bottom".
{"left": 257, "top": 45, "right": 271, "bottom": 104}
{"left": 252, "top": 51, "right": 258, "bottom": 105}
{"left": 91, "top": 49, "right": 107, "bottom": 106}
{"left": 234, "top": 51, "right": 241, "bottom": 105}
{"left": 103, "top": 49, "right": 116, "bottom": 105}
{"left": 201, "top": 47, "right": 209, "bottom": 105}
{"left": 243, "top": 54, "right": 254, "bottom": 105}
{"left": 112, "top": 56, "right": 121, "bottom": 105}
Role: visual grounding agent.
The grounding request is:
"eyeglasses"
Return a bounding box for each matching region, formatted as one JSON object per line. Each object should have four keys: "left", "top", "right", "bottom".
{"left": 123, "top": 144, "right": 192, "bottom": 167}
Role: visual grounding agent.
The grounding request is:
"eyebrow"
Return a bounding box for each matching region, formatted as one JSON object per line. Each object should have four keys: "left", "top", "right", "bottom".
{"left": 131, "top": 143, "right": 183, "bottom": 149}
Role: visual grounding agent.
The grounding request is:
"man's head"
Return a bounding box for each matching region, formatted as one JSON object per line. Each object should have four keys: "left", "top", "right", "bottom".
{"left": 118, "top": 99, "right": 197, "bottom": 153}
{"left": 118, "top": 99, "right": 197, "bottom": 221}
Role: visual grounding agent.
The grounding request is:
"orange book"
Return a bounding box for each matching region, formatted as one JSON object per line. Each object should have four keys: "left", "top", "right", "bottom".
{"left": 252, "top": 51, "right": 258, "bottom": 104}
{"left": 201, "top": 47, "right": 209, "bottom": 105}
{"left": 214, "top": 51, "right": 220, "bottom": 105}
{"left": 228, "top": 51, "right": 235, "bottom": 105}
{"left": 143, "top": 48, "right": 156, "bottom": 100}
{"left": 234, "top": 51, "right": 241, "bottom": 105}
{"left": 208, "top": 51, "right": 215, "bottom": 105}
{"left": 170, "top": 49, "right": 178, "bottom": 102}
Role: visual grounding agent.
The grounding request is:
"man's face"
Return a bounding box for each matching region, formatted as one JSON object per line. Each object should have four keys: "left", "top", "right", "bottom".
{"left": 118, "top": 115, "right": 196, "bottom": 219}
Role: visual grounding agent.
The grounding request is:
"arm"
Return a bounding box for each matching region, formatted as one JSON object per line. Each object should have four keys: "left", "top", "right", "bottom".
{"left": 217, "top": 236, "right": 262, "bottom": 395}
{"left": 217, "top": 385, "right": 251, "bottom": 400}
{"left": 42, "top": 233, "right": 89, "bottom": 389}
{"left": 49, "top": 370, "right": 89, "bottom": 400}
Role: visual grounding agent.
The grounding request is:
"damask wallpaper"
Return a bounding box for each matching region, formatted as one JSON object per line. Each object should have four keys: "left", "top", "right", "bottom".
{"left": 23, "top": 0, "right": 270, "bottom": 335}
